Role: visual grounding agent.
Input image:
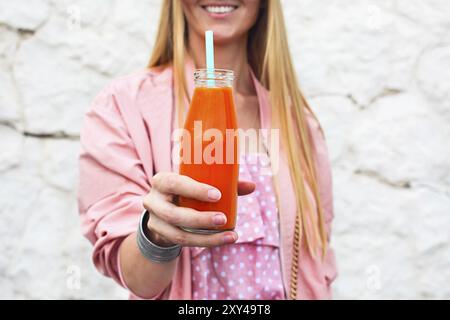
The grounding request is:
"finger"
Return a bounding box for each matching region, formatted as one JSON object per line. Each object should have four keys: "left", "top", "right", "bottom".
{"left": 238, "top": 180, "right": 256, "bottom": 196}
{"left": 151, "top": 172, "right": 222, "bottom": 202}
{"left": 143, "top": 192, "right": 228, "bottom": 229}
{"left": 148, "top": 214, "right": 238, "bottom": 247}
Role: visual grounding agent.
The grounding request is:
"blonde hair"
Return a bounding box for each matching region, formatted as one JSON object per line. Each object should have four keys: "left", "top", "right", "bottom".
{"left": 148, "top": 0, "right": 328, "bottom": 296}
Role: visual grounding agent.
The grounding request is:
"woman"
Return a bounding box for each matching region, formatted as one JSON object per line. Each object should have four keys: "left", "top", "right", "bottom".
{"left": 78, "top": 0, "right": 337, "bottom": 300}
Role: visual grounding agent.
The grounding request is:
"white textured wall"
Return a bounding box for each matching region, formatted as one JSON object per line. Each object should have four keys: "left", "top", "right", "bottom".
{"left": 0, "top": 0, "right": 449, "bottom": 299}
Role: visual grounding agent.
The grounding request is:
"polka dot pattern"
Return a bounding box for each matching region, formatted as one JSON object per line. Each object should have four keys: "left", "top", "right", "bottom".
{"left": 191, "top": 153, "right": 285, "bottom": 300}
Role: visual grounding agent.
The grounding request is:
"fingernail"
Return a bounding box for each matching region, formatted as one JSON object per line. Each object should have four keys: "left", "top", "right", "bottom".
{"left": 212, "top": 214, "right": 227, "bottom": 226}
{"left": 208, "top": 188, "right": 221, "bottom": 201}
{"left": 223, "top": 233, "right": 236, "bottom": 244}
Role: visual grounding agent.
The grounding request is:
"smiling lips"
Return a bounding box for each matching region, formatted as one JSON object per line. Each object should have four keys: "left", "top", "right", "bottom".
{"left": 202, "top": 5, "right": 238, "bottom": 14}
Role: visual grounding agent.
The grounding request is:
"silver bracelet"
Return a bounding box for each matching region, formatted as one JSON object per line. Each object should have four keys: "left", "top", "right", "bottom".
{"left": 137, "top": 210, "right": 182, "bottom": 263}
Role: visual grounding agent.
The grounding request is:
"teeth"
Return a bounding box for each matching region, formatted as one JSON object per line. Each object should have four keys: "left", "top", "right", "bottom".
{"left": 205, "top": 6, "right": 236, "bottom": 14}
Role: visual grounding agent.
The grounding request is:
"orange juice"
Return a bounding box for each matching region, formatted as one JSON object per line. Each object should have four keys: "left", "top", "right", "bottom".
{"left": 179, "top": 69, "right": 239, "bottom": 233}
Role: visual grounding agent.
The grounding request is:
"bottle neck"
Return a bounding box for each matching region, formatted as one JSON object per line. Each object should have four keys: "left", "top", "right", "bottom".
{"left": 194, "top": 69, "right": 234, "bottom": 88}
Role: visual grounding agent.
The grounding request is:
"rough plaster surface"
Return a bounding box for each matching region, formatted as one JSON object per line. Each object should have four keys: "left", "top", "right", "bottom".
{"left": 0, "top": 0, "right": 449, "bottom": 299}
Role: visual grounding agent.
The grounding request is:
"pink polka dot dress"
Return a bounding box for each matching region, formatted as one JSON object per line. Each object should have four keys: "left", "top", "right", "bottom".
{"left": 190, "top": 153, "right": 285, "bottom": 300}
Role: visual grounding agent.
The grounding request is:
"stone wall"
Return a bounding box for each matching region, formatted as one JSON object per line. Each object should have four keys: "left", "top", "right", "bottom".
{"left": 0, "top": 0, "right": 449, "bottom": 299}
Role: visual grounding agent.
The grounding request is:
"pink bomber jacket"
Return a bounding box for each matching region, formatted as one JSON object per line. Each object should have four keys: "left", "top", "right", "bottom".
{"left": 78, "top": 58, "right": 337, "bottom": 300}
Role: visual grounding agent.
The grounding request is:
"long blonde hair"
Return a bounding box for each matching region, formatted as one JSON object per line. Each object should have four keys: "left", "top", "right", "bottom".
{"left": 148, "top": 0, "right": 327, "bottom": 260}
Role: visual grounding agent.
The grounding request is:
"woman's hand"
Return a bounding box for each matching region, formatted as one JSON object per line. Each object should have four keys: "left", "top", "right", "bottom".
{"left": 143, "top": 172, "right": 255, "bottom": 248}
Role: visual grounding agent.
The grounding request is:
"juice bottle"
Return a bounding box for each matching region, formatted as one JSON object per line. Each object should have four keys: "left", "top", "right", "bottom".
{"left": 179, "top": 69, "right": 239, "bottom": 233}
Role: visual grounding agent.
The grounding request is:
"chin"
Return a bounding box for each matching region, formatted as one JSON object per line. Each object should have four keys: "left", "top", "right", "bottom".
{"left": 204, "top": 27, "right": 241, "bottom": 45}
